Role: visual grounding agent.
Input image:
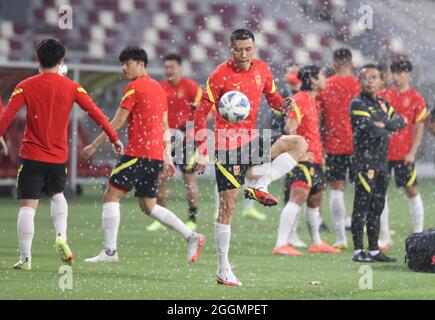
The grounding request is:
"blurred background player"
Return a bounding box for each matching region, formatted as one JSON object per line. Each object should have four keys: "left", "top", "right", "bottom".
{"left": 81, "top": 47, "right": 205, "bottom": 265}
{"left": 0, "top": 100, "right": 7, "bottom": 156}
{"left": 0, "top": 39, "right": 123, "bottom": 270}
{"left": 378, "top": 62, "right": 392, "bottom": 90}
{"left": 147, "top": 53, "right": 202, "bottom": 232}
{"left": 350, "top": 64, "right": 405, "bottom": 263}
{"left": 271, "top": 64, "right": 305, "bottom": 247}
{"left": 194, "top": 29, "right": 306, "bottom": 286}
{"left": 377, "top": 57, "right": 427, "bottom": 249}
{"left": 274, "top": 65, "right": 341, "bottom": 256}
{"left": 316, "top": 48, "right": 360, "bottom": 249}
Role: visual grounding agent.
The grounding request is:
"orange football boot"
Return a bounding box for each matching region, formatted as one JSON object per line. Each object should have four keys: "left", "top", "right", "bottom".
{"left": 309, "top": 241, "right": 341, "bottom": 254}
{"left": 273, "top": 244, "right": 303, "bottom": 256}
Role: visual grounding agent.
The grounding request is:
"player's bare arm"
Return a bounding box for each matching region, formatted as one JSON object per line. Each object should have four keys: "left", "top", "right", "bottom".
{"left": 404, "top": 121, "right": 424, "bottom": 165}
{"left": 80, "top": 107, "right": 128, "bottom": 160}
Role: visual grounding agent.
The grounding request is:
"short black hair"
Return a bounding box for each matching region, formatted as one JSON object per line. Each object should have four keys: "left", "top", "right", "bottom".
{"left": 119, "top": 46, "right": 148, "bottom": 66}
{"left": 230, "top": 29, "right": 255, "bottom": 42}
{"left": 359, "top": 63, "right": 381, "bottom": 72}
{"left": 390, "top": 57, "right": 412, "bottom": 73}
{"left": 164, "top": 53, "right": 182, "bottom": 65}
{"left": 333, "top": 48, "right": 352, "bottom": 65}
{"left": 36, "top": 39, "right": 65, "bottom": 68}
{"left": 298, "top": 65, "right": 321, "bottom": 91}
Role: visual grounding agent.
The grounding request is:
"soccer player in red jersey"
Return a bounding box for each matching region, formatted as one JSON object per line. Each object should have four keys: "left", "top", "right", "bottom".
{"left": 316, "top": 48, "right": 360, "bottom": 249}
{"left": 149, "top": 53, "right": 202, "bottom": 232}
{"left": 81, "top": 47, "right": 205, "bottom": 265}
{"left": 274, "top": 65, "right": 341, "bottom": 256}
{"left": 194, "top": 29, "right": 307, "bottom": 286}
{"left": 377, "top": 58, "right": 427, "bottom": 248}
{"left": 0, "top": 100, "right": 7, "bottom": 156}
{"left": 0, "top": 39, "right": 123, "bottom": 270}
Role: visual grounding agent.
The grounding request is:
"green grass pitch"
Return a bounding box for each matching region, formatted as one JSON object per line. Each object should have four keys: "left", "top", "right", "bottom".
{"left": 1, "top": 178, "right": 434, "bottom": 300}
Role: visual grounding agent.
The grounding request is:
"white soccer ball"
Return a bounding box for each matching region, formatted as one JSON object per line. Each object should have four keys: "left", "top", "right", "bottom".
{"left": 218, "top": 90, "right": 251, "bottom": 123}
{"left": 58, "top": 63, "right": 68, "bottom": 76}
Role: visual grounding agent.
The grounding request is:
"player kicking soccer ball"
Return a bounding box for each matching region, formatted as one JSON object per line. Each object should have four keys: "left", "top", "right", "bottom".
{"left": 81, "top": 46, "right": 205, "bottom": 265}
{"left": 194, "top": 29, "right": 307, "bottom": 286}
{"left": 0, "top": 39, "right": 122, "bottom": 270}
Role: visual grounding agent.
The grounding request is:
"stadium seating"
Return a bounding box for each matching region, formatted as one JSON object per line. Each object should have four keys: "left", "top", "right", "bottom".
{"left": 1, "top": 0, "right": 403, "bottom": 76}
{"left": 0, "top": 0, "right": 417, "bottom": 181}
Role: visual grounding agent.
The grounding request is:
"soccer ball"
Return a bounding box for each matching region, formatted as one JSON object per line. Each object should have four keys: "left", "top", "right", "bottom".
{"left": 58, "top": 63, "right": 68, "bottom": 76}
{"left": 218, "top": 91, "right": 251, "bottom": 123}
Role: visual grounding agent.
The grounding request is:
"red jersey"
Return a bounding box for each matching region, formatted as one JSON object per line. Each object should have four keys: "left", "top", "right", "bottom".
{"left": 316, "top": 75, "right": 360, "bottom": 155}
{"left": 0, "top": 73, "right": 118, "bottom": 164}
{"left": 160, "top": 77, "right": 202, "bottom": 129}
{"left": 194, "top": 58, "right": 283, "bottom": 154}
{"left": 120, "top": 75, "right": 167, "bottom": 160}
{"left": 378, "top": 86, "right": 427, "bottom": 160}
{"left": 289, "top": 91, "right": 323, "bottom": 164}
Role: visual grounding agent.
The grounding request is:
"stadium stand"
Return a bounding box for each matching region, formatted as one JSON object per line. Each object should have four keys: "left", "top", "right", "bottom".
{"left": 2, "top": 0, "right": 435, "bottom": 185}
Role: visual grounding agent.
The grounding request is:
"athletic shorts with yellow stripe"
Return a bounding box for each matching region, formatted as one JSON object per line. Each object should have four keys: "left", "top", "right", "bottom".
{"left": 214, "top": 136, "right": 267, "bottom": 192}
{"left": 109, "top": 155, "right": 163, "bottom": 197}
{"left": 388, "top": 160, "right": 417, "bottom": 188}
{"left": 284, "top": 162, "right": 325, "bottom": 202}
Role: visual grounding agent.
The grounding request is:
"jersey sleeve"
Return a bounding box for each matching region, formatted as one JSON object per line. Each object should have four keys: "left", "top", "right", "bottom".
{"left": 74, "top": 84, "right": 119, "bottom": 143}
{"left": 120, "top": 83, "right": 137, "bottom": 112}
{"left": 194, "top": 71, "right": 221, "bottom": 156}
{"left": 0, "top": 85, "right": 26, "bottom": 137}
{"left": 287, "top": 96, "right": 303, "bottom": 125}
{"left": 414, "top": 94, "right": 428, "bottom": 123}
{"left": 263, "top": 65, "right": 284, "bottom": 112}
{"left": 190, "top": 80, "right": 203, "bottom": 108}
{"left": 350, "top": 99, "right": 387, "bottom": 138}
{"left": 382, "top": 99, "right": 406, "bottom": 132}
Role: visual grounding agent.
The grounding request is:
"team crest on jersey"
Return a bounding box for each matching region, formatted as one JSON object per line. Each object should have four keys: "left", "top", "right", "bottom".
{"left": 233, "top": 165, "right": 241, "bottom": 175}
{"left": 403, "top": 98, "right": 410, "bottom": 107}
{"left": 255, "top": 74, "right": 262, "bottom": 85}
{"left": 367, "top": 169, "right": 375, "bottom": 180}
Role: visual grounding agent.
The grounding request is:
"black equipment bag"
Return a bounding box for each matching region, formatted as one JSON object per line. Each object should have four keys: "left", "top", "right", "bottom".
{"left": 405, "top": 229, "right": 435, "bottom": 273}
